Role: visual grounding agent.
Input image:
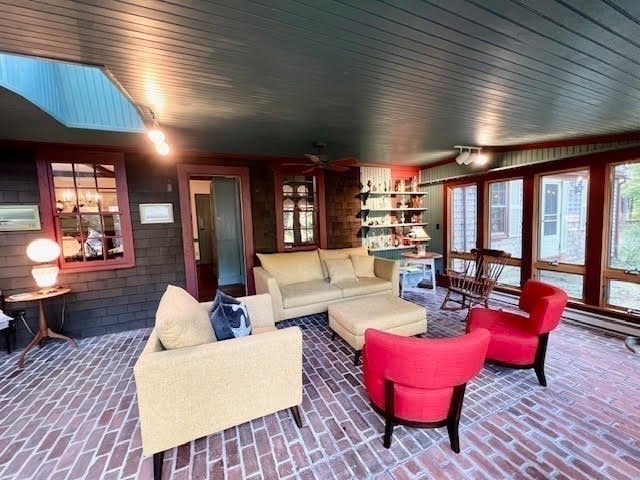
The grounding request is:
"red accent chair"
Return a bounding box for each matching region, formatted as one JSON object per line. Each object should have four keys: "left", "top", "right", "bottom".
{"left": 466, "top": 279, "right": 568, "bottom": 387}
{"left": 362, "top": 328, "right": 490, "bottom": 452}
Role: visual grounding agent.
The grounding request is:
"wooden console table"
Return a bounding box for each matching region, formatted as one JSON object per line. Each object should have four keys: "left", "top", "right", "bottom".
{"left": 6, "top": 287, "right": 76, "bottom": 368}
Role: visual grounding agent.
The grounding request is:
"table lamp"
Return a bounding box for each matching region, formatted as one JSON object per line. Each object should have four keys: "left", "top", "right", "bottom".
{"left": 26, "top": 238, "right": 61, "bottom": 292}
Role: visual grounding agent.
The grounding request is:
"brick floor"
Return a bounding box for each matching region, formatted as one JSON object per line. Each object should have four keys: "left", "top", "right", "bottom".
{"left": 0, "top": 288, "right": 638, "bottom": 479}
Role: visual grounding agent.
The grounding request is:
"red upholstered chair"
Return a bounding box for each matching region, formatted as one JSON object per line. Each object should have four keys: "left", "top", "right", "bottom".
{"left": 466, "top": 279, "right": 568, "bottom": 387}
{"left": 362, "top": 328, "right": 490, "bottom": 452}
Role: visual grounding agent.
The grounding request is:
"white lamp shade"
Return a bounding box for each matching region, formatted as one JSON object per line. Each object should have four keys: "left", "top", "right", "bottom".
{"left": 31, "top": 264, "right": 59, "bottom": 288}
{"left": 26, "top": 239, "right": 61, "bottom": 263}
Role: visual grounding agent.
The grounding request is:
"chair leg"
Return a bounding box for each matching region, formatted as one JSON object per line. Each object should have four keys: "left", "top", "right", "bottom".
{"left": 383, "top": 379, "right": 395, "bottom": 448}
{"left": 446, "top": 384, "right": 467, "bottom": 454}
{"left": 153, "top": 451, "right": 164, "bottom": 480}
{"left": 331, "top": 331, "right": 336, "bottom": 340}
{"left": 290, "top": 405, "right": 303, "bottom": 428}
{"left": 534, "top": 333, "right": 550, "bottom": 387}
{"left": 353, "top": 350, "right": 361, "bottom": 366}
{"left": 446, "top": 419, "right": 460, "bottom": 454}
{"left": 383, "top": 417, "right": 394, "bottom": 448}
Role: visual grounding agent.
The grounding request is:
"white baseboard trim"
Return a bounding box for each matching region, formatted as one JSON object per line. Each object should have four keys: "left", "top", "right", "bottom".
{"left": 490, "top": 291, "right": 640, "bottom": 338}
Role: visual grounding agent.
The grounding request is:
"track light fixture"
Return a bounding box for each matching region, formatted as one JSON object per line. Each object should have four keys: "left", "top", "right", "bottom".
{"left": 453, "top": 145, "right": 488, "bottom": 166}
{"left": 144, "top": 109, "right": 171, "bottom": 156}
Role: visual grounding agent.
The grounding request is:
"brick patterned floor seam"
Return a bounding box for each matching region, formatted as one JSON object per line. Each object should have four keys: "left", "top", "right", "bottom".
{"left": 0, "top": 287, "right": 639, "bottom": 479}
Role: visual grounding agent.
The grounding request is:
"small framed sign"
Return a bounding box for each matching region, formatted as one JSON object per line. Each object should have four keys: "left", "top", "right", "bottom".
{"left": 139, "top": 203, "right": 174, "bottom": 224}
{"left": 0, "top": 205, "right": 41, "bottom": 231}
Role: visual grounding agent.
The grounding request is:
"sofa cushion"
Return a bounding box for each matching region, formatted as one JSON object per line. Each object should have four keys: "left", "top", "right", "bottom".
{"left": 318, "top": 247, "right": 368, "bottom": 279}
{"left": 155, "top": 285, "right": 216, "bottom": 350}
{"left": 280, "top": 279, "right": 343, "bottom": 309}
{"left": 257, "top": 250, "right": 324, "bottom": 286}
{"left": 209, "top": 291, "right": 252, "bottom": 340}
{"left": 350, "top": 254, "right": 376, "bottom": 278}
{"left": 336, "top": 277, "right": 392, "bottom": 297}
{"left": 325, "top": 258, "right": 358, "bottom": 285}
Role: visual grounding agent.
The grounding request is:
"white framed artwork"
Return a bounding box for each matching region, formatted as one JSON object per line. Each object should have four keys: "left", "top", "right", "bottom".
{"left": 139, "top": 203, "right": 174, "bottom": 224}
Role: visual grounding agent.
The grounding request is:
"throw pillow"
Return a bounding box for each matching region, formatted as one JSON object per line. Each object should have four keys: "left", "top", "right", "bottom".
{"left": 325, "top": 258, "right": 358, "bottom": 285}
{"left": 209, "top": 291, "right": 252, "bottom": 341}
{"left": 155, "top": 285, "right": 216, "bottom": 350}
{"left": 350, "top": 254, "right": 376, "bottom": 278}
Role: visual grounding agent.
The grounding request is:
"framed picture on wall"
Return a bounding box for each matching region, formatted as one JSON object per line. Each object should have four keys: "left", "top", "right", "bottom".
{"left": 139, "top": 203, "right": 174, "bottom": 224}
{"left": 0, "top": 205, "right": 41, "bottom": 231}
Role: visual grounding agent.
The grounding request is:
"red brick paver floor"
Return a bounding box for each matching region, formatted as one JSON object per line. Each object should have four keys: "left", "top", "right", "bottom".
{"left": 0, "top": 288, "right": 638, "bottom": 479}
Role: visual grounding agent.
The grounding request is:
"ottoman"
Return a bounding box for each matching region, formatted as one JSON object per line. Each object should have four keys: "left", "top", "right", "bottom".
{"left": 328, "top": 294, "right": 427, "bottom": 365}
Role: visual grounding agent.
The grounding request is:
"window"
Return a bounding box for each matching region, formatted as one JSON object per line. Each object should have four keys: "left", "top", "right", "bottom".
{"left": 36, "top": 151, "right": 135, "bottom": 272}
{"left": 488, "top": 179, "right": 523, "bottom": 287}
{"left": 450, "top": 184, "right": 477, "bottom": 253}
{"left": 535, "top": 169, "right": 589, "bottom": 299}
{"left": 275, "top": 170, "right": 325, "bottom": 251}
{"left": 603, "top": 161, "right": 640, "bottom": 312}
{"left": 448, "top": 184, "right": 477, "bottom": 271}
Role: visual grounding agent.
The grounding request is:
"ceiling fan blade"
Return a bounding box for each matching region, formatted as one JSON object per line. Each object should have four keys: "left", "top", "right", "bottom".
{"left": 304, "top": 154, "right": 322, "bottom": 164}
{"left": 301, "top": 166, "right": 319, "bottom": 174}
{"left": 326, "top": 164, "right": 350, "bottom": 172}
{"left": 331, "top": 157, "right": 359, "bottom": 166}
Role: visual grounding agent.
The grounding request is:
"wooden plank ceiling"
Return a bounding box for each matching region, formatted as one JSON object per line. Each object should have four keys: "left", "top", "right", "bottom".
{"left": 0, "top": 0, "right": 639, "bottom": 165}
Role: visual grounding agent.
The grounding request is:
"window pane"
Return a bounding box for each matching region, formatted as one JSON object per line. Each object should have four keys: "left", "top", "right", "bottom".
{"left": 497, "top": 265, "right": 521, "bottom": 287}
{"left": 607, "top": 280, "right": 640, "bottom": 311}
{"left": 608, "top": 163, "right": 640, "bottom": 270}
{"left": 281, "top": 174, "right": 317, "bottom": 247}
{"left": 537, "top": 270, "right": 583, "bottom": 299}
{"left": 489, "top": 179, "right": 522, "bottom": 258}
{"left": 74, "top": 164, "right": 97, "bottom": 188}
{"left": 451, "top": 185, "right": 477, "bottom": 252}
{"left": 538, "top": 170, "right": 588, "bottom": 264}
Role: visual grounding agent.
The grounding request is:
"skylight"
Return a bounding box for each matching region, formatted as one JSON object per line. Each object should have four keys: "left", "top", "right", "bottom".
{"left": 0, "top": 52, "right": 144, "bottom": 133}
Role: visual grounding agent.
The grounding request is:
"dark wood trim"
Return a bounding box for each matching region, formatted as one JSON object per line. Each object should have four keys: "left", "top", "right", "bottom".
{"left": 274, "top": 167, "right": 326, "bottom": 252}
{"left": 443, "top": 145, "right": 640, "bottom": 317}
{"left": 584, "top": 162, "right": 606, "bottom": 306}
{"left": 35, "top": 149, "right": 136, "bottom": 273}
{"left": 177, "top": 164, "right": 255, "bottom": 298}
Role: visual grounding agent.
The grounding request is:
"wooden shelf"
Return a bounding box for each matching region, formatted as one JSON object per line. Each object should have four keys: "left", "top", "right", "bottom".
{"left": 367, "top": 245, "right": 415, "bottom": 252}
{"left": 362, "top": 222, "right": 428, "bottom": 229}
{"left": 364, "top": 208, "right": 427, "bottom": 212}
{"left": 361, "top": 191, "right": 426, "bottom": 196}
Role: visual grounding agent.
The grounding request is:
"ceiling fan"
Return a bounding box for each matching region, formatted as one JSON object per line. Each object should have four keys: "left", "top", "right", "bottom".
{"left": 287, "top": 141, "right": 359, "bottom": 173}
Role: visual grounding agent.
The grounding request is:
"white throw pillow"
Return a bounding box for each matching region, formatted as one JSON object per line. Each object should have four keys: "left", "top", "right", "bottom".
{"left": 325, "top": 258, "right": 358, "bottom": 285}
{"left": 155, "top": 285, "right": 216, "bottom": 350}
{"left": 350, "top": 254, "right": 376, "bottom": 278}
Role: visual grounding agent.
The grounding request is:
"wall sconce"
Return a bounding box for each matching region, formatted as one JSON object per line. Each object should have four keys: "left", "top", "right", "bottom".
{"left": 454, "top": 145, "right": 489, "bottom": 166}
{"left": 26, "top": 238, "right": 61, "bottom": 292}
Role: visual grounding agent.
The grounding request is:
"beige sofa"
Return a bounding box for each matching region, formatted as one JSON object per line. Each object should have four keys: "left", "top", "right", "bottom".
{"left": 134, "top": 293, "right": 303, "bottom": 480}
{"left": 254, "top": 247, "right": 399, "bottom": 322}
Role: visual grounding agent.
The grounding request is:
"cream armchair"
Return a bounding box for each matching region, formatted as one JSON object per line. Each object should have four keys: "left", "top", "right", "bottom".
{"left": 134, "top": 294, "right": 303, "bottom": 480}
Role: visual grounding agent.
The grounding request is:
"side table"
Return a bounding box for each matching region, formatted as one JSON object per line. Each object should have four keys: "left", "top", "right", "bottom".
{"left": 400, "top": 252, "right": 443, "bottom": 298}
{"left": 6, "top": 287, "right": 76, "bottom": 368}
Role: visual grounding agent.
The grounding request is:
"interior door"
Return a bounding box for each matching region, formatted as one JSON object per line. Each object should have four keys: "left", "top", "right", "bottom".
{"left": 211, "top": 177, "right": 245, "bottom": 287}
{"left": 194, "top": 193, "right": 214, "bottom": 266}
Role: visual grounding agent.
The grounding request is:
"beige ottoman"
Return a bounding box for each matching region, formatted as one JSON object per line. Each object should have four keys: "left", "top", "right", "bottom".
{"left": 328, "top": 294, "right": 427, "bottom": 365}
